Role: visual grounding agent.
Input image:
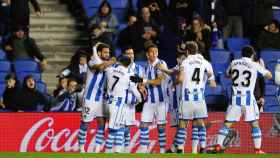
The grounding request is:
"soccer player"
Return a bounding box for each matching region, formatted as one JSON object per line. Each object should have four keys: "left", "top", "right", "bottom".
{"left": 156, "top": 51, "right": 188, "bottom": 153}
{"left": 78, "top": 43, "right": 116, "bottom": 153}
{"left": 122, "top": 46, "right": 144, "bottom": 152}
{"left": 105, "top": 55, "right": 147, "bottom": 153}
{"left": 215, "top": 46, "right": 272, "bottom": 154}
{"left": 131, "top": 43, "right": 168, "bottom": 153}
{"left": 174, "top": 41, "right": 216, "bottom": 153}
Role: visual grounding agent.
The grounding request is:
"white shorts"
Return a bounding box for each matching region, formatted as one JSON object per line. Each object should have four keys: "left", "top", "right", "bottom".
{"left": 226, "top": 99, "right": 259, "bottom": 122}
{"left": 141, "top": 102, "right": 167, "bottom": 125}
{"left": 81, "top": 99, "right": 108, "bottom": 122}
{"left": 108, "top": 98, "right": 126, "bottom": 129}
{"left": 178, "top": 100, "right": 208, "bottom": 120}
{"left": 124, "top": 104, "right": 136, "bottom": 126}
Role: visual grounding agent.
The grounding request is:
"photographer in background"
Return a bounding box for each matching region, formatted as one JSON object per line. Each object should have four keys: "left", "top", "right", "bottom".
{"left": 51, "top": 78, "right": 82, "bottom": 112}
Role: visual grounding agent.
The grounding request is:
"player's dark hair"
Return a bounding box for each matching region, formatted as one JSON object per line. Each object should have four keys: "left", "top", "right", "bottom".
{"left": 121, "top": 45, "right": 133, "bottom": 54}
{"left": 241, "top": 45, "right": 255, "bottom": 58}
{"left": 118, "top": 55, "right": 131, "bottom": 67}
{"left": 67, "top": 78, "right": 77, "bottom": 86}
{"left": 97, "top": 43, "right": 110, "bottom": 53}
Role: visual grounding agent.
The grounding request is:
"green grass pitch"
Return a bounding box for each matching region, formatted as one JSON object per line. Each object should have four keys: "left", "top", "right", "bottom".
{"left": 0, "top": 153, "right": 279, "bottom": 158}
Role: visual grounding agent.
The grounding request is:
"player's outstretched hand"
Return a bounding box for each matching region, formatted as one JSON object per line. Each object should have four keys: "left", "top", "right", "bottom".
{"left": 130, "top": 75, "right": 143, "bottom": 83}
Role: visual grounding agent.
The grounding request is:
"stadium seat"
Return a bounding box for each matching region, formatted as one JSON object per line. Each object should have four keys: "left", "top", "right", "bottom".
{"left": 273, "top": 9, "right": 280, "bottom": 23}
{"left": 260, "top": 50, "right": 280, "bottom": 64}
{"left": 264, "top": 96, "right": 279, "bottom": 112}
{"left": 227, "top": 38, "right": 250, "bottom": 51}
{"left": 14, "top": 60, "right": 39, "bottom": 73}
{"left": 210, "top": 49, "right": 231, "bottom": 74}
{"left": 92, "top": 0, "right": 128, "bottom": 8}
{"left": 265, "top": 84, "right": 278, "bottom": 96}
{"left": 0, "top": 83, "right": 5, "bottom": 98}
{"left": 36, "top": 82, "right": 47, "bottom": 94}
{"left": 17, "top": 72, "right": 41, "bottom": 82}
{"left": 0, "top": 49, "right": 6, "bottom": 60}
{"left": 210, "top": 49, "right": 231, "bottom": 63}
{"left": 0, "top": 72, "right": 8, "bottom": 83}
{"left": 0, "top": 61, "right": 11, "bottom": 72}
{"left": 205, "top": 84, "right": 227, "bottom": 105}
{"left": 232, "top": 50, "right": 242, "bottom": 59}
{"left": 220, "top": 74, "right": 232, "bottom": 88}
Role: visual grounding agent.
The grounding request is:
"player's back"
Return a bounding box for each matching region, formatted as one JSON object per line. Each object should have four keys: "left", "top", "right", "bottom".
{"left": 229, "top": 57, "right": 260, "bottom": 96}
{"left": 106, "top": 64, "right": 130, "bottom": 98}
{"left": 181, "top": 54, "right": 212, "bottom": 101}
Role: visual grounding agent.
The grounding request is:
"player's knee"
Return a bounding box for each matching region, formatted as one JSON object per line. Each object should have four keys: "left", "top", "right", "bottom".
{"left": 193, "top": 119, "right": 205, "bottom": 126}
{"left": 250, "top": 120, "right": 259, "bottom": 128}
{"left": 179, "top": 119, "right": 188, "bottom": 128}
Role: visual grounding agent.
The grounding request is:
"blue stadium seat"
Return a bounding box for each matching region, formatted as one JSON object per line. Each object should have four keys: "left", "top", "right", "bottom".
{"left": 115, "top": 48, "right": 122, "bottom": 57}
{"left": 14, "top": 60, "right": 39, "bottom": 73}
{"left": 264, "top": 96, "right": 280, "bottom": 112}
{"left": 0, "top": 72, "right": 8, "bottom": 83}
{"left": 227, "top": 38, "right": 250, "bottom": 51}
{"left": 17, "top": 72, "right": 41, "bottom": 82}
{"left": 36, "top": 82, "right": 47, "bottom": 94}
{"left": 91, "top": 0, "right": 128, "bottom": 8}
{"left": 205, "top": 84, "right": 227, "bottom": 105}
{"left": 273, "top": 9, "right": 280, "bottom": 23}
{"left": 260, "top": 50, "right": 280, "bottom": 64}
{"left": 0, "top": 49, "right": 6, "bottom": 60}
{"left": 0, "top": 61, "right": 11, "bottom": 72}
{"left": 232, "top": 50, "right": 242, "bottom": 59}
{"left": 0, "top": 83, "right": 5, "bottom": 98}
{"left": 210, "top": 49, "right": 231, "bottom": 74}
{"left": 265, "top": 84, "right": 278, "bottom": 96}
{"left": 210, "top": 49, "right": 231, "bottom": 63}
{"left": 220, "top": 74, "right": 232, "bottom": 88}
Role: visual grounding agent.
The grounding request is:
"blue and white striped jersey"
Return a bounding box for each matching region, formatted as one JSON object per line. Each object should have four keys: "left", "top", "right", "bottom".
{"left": 228, "top": 57, "right": 269, "bottom": 106}
{"left": 125, "top": 62, "right": 144, "bottom": 105}
{"left": 83, "top": 57, "right": 106, "bottom": 102}
{"left": 181, "top": 54, "right": 214, "bottom": 102}
{"left": 144, "top": 58, "right": 167, "bottom": 103}
{"left": 106, "top": 64, "right": 142, "bottom": 105}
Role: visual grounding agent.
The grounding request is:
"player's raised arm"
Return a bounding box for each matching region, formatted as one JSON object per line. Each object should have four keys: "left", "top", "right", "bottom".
{"left": 89, "top": 43, "right": 116, "bottom": 71}
{"left": 256, "top": 63, "right": 273, "bottom": 80}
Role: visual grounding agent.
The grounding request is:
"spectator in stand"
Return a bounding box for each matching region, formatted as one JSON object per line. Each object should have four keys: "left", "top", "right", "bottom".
{"left": 243, "top": 0, "right": 280, "bottom": 41}
{"left": 16, "top": 75, "right": 51, "bottom": 112}
{"left": 216, "top": 0, "right": 244, "bottom": 40}
{"left": 131, "top": 7, "right": 160, "bottom": 59}
{"left": 256, "top": 20, "right": 280, "bottom": 50}
{"left": 169, "top": 0, "right": 194, "bottom": 25}
{"left": 51, "top": 78, "right": 81, "bottom": 112}
{"left": 89, "top": 1, "right": 119, "bottom": 44}
{"left": 10, "top": 0, "right": 41, "bottom": 33}
{"left": 0, "top": 0, "right": 11, "bottom": 36}
{"left": 2, "top": 26, "right": 47, "bottom": 70}
{"left": 60, "top": 53, "right": 88, "bottom": 85}
{"left": 117, "top": 14, "right": 137, "bottom": 49}
{"left": 183, "top": 16, "right": 211, "bottom": 60}
{"left": 137, "top": 0, "right": 168, "bottom": 14}
{"left": 53, "top": 76, "right": 68, "bottom": 98}
{"left": 90, "top": 24, "right": 113, "bottom": 47}
{"left": 0, "top": 73, "right": 20, "bottom": 112}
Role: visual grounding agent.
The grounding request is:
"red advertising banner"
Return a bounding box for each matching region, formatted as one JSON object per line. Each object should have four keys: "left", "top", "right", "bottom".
{"left": 0, "top": 112, "right": 279, "bottom": 153}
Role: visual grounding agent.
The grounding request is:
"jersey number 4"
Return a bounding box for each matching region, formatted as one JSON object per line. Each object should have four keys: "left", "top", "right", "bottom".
{"left": 232, "top": 69, "right": 252, "bottom": 87}
{"left": 192, "top": 68, "right": 201, "bottom": 84}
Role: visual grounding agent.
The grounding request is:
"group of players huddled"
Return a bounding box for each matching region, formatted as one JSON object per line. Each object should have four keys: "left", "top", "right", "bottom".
{"left": 77, "top": 41, "right": 272, "bottom": 154}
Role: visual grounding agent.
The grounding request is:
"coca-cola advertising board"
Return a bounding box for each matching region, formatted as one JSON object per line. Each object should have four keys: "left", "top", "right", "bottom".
{"left": 0, "top": 112, "right": 279, "bottom": 153}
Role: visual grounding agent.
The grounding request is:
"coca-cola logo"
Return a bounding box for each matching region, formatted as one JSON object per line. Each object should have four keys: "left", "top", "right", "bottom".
{"left": 19, "top": 117, "right": 157, "bottom": 152}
